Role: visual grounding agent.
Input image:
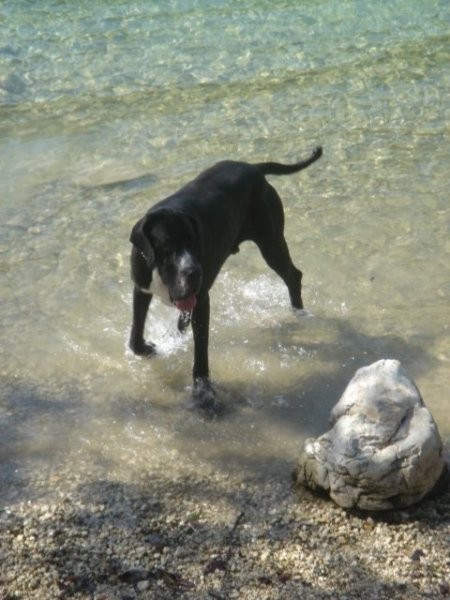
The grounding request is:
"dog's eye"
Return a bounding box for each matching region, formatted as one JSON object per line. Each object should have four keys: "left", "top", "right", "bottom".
{"left": 156, "top": 242, "right": 174, "bottom": 257}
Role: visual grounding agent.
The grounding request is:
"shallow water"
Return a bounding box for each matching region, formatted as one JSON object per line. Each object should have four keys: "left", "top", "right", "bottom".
{"left": 1, "top": 0, "right": 449, "bottom": 503}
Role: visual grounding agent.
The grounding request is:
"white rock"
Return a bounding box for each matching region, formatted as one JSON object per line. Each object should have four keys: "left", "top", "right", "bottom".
{"left": 295, "top": 359, "right": 445, "bottom": 510}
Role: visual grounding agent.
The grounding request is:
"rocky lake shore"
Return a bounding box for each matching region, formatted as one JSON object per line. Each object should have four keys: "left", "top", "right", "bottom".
{"left": 1, "top": 461, "right": 449, "bottom": 600}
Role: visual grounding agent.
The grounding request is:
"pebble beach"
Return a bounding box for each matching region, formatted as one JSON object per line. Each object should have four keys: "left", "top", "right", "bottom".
{"left": 1, "top": 464, "right": 448, "bottom": 600}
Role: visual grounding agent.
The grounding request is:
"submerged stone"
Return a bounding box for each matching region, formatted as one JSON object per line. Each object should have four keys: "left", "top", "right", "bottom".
{"left": 295, "top": 359, "right": 445, "bottom": 510}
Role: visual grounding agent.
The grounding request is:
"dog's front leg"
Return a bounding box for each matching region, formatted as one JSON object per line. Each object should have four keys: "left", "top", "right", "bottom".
{"left": 191, "top": 292, "right": 211, "bottom": 383}
{"left": 129, "top": 286, "right": 156, "bottom": 356}
{"left": 191, "top": 292, "right": 218, "bottom": 408}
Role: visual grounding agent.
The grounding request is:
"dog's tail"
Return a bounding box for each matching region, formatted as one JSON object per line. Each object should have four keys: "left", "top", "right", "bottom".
{"left": 254, "top": 146, "right": 322, "bottom": 176}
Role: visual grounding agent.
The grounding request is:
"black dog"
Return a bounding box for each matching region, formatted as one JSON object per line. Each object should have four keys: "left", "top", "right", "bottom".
{"left": 129, "top": 146, "right": 322, "bottom": 399}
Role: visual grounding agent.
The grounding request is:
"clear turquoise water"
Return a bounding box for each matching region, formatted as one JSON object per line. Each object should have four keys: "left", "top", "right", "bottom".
{"left": 1, "top": 0, "right": 449, "bottom": 500}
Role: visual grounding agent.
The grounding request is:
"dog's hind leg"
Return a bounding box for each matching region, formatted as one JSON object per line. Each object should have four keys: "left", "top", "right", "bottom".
{"left": 255, "top": 186, "right": 304, "bottom": 309}
{"left": 259, "top": 237, "right": 303, "bottom": 310}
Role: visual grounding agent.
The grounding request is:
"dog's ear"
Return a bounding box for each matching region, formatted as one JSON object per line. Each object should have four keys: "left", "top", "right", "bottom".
{"left": 130, "top": 217, "right": 154, "bottom": 264}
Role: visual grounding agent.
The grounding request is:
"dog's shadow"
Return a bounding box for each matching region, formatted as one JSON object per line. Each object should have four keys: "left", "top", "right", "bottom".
{"left": 180, "top": 311, "right": 439, "bottom": 425}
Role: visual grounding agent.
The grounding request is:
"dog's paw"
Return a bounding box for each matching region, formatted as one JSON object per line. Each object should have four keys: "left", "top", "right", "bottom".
{"left": 131, "top": 341, "right": 157, "bottom": 357}
{"left": 177, "top": 311, "right": 191, "bottom": 333}
{"left": 192, "top": 377, "right": 217, "bottom": 406}
{"left": 292, "top": 307, "right": 313, "bottom": 318}
{"left": 188, "top": 378, "right": 224, "bottom": 417}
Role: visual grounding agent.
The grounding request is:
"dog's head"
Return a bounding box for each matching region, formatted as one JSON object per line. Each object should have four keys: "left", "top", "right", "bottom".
{"left": 130, "top": 208, "right": 202, "bottom": 311}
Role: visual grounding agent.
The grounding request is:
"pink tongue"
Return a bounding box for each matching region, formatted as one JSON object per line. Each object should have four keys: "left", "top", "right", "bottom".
{"left": 174, "top": 294, "right": 197, "bottom": 312}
